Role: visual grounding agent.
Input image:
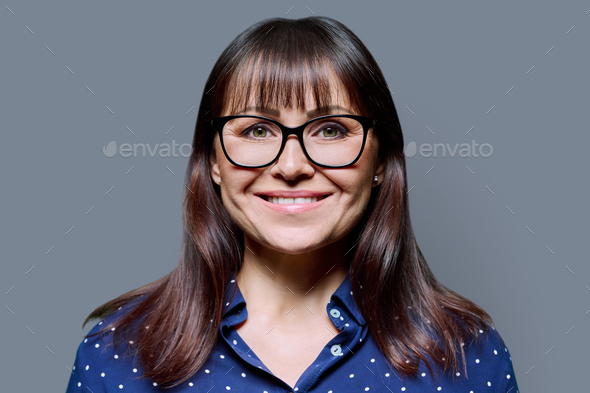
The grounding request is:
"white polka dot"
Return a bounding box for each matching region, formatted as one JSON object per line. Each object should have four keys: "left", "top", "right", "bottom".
{"left": 114, "top": 354, "right": 119, "bottom": 359}
{"left": 402, "top": 388, "right": 406, "bottom": 392}
{"left": 360, "top": 338, "right": 362, "bottom": 342}
{"left": 101, "top": 372, "right": 105, "bottom": 377}
{"left": 226, "top": 302, "right": 229, "bottom": 306}
{"left": 133, "top": 368, "right": 137, "bottom": 373}
{"left": 84, "top": 339, "right": 88, "bottom": 343}
{"left": 505, "top": 348, "right": 507, "bottom": 352}
{"left": 233, "top": 340, "right": 237, "bottom": 345}
{"left": 78, "top": 382, "right": 81, "bottom": 387}
{"left": 421, "top": 372, "right": 426, "bottom": 377}
{"left": 95, "top": 343, "right": 100, "bottom": 348}
{"left": 294, "top": 388, "right": 298, "bottom": 392}
{"left": 99, "top": 321, "right": 103, "bottom": 325}
{"left": 350, "top": 374, "right": 354, "bottom": 378}
{"left": 241, "top": 373, "right": 246, "bottom": 377}
{"left": 371, "top": 358, "right": 375, "bottom": 363}
{"left": 437, "top": 387, "right": 442, "bottom": 391}
{"left": 442, "top": 357, "right": 445, "bottom": 361}
{"left": 153, "top": 382, "right": 157, "bottom": 386}
{"left": 494, "top": 350, "right": 498, "bottom": 355}
{"left": 479, "top": 329, "right": 483, "bottom": 333}
{"left": 456, "top": 372, "right": 460, "bottom": 376}
{"left": 350, "top": 291, "right": 353, "bottom": 295}
{"left": 129, "top": 341, "right": 134, "bottom": 344}
{"left": 205, "top": 369, "right": 210, "bottom": 373}
{"left": 111, "top": 327, "right": 116, "bottom": 331}
{"left": 487, "top": 381, "right": 491, "bottom": 386}
{"left": 119, "top": 384, "right": 123, "bottom": 389}
{"left": 73, "top": 366, "right": 76, "bottom": 370}
{"left": 507, "top": 374, "right": 511, "bottom": 379}
{"left": 385, "top": 373, "right": 390, "bottom": 377}
{"left": 405, "top": 360, "right": 409, "bottom": 363}
{"left": 345, "top": 323, "right": 349, "bottom": 327}
{"left": 365, "top": 388, "right": 369, "bottom": 391}
{"left": 85, "top": 365, "right": 89, "bottom": 370}
{"left": 189, "top": 382, "right": 193, "bottom": 386}
{"left": 476, "top": 359, "right": 480, "bottom": 363}
{"left": 226, "top": 386, "right": 231, "bottom": 390}
{"left": 220, "top": 354, "right": 225, "bottom": 359}
{"left": 118, "top": 307, "right": 122, "bottom": 310}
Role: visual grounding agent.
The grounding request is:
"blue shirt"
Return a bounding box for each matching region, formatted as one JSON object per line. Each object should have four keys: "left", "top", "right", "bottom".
{"left": 66, "top": 272, "right": 520, "bottom": 392}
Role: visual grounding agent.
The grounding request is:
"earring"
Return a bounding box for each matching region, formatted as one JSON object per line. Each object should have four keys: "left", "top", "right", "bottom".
{"left": 374, "top": 176, "right": 378, "bottom": 182}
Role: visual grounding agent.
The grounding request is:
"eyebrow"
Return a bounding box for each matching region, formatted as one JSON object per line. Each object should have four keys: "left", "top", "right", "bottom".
{"left": 237, "top": 105, "right": 353, "bottom": 117}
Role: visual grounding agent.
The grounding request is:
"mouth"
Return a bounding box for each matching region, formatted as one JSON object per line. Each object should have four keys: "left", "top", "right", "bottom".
{"left": 257, "top": 194, "right": 331, "bottom": 204}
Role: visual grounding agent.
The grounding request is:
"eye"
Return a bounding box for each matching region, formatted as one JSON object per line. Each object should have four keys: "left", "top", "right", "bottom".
{"left": 313, "top": 122, "right": 348, "bottom": 139}
{"left": 243, "top": 124, "right": 275, "bottom": 139}
{"left": 321, "top": 126, "right": 341, "bottom": 138}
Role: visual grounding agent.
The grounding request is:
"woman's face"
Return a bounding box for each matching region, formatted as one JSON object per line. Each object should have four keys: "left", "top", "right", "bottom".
{"left": 209, "top": 76, "right": 385, "bottom": 255}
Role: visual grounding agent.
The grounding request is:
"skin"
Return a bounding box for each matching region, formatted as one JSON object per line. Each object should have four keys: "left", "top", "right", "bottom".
{"left": 208, "top": 74, "right": 385, "bottom": 388}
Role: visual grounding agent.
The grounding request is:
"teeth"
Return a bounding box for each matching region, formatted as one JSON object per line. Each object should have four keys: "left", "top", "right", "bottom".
{"left": 267, "top": 196, "right": 319, "bottom": 204}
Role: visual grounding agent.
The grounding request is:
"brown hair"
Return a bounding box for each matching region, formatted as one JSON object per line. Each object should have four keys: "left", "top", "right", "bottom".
{"left": 83, "top": 16, "right": 494, "bottom": 389}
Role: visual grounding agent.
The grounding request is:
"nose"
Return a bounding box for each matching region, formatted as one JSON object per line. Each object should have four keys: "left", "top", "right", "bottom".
{"left": 271, "top": 134, "right": 314, "bottom": 180}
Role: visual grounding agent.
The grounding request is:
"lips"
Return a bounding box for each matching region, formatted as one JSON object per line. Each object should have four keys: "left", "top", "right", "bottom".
{"left": 257, "top": 194, "right": 330, "bottom": 202}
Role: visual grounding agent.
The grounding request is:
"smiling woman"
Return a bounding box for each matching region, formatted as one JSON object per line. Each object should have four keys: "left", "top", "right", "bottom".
{"left": 66, "top": 16, "right": 519, "bottom": 393}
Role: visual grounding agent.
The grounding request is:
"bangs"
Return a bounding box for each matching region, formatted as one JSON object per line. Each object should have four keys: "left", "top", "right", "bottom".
{"left": 219, "top": 51, "right": 362, "bottom": 118}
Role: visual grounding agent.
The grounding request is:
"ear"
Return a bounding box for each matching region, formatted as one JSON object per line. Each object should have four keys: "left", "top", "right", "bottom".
{"left": 372, "top": 154, "right": 386, "bottom": 187}
{"left": 209, "top": 134, "right": 221, "bottom": 186}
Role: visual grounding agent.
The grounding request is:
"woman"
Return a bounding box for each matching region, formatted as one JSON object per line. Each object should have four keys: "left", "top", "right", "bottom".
{"left": 66, "top": 16, "right": 519, "bottom": 392}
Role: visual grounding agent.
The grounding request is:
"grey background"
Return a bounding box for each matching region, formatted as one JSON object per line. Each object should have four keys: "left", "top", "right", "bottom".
{"left": 1, "top": 0, "right": 588, "bottom": 391}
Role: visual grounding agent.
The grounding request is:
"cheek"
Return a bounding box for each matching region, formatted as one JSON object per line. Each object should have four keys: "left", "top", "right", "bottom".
{"left": 219, "top": 168, "right": 259, "bottom": 208}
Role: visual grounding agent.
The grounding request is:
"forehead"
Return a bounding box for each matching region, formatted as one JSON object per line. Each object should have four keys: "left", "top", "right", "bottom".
{"left": 220, "top": 56, "right": 356, "bottom": 117}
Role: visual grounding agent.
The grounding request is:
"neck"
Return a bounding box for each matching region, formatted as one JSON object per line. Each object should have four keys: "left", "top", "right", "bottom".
{"left": 235, "top": 235, "right": 350, "bottom": 323}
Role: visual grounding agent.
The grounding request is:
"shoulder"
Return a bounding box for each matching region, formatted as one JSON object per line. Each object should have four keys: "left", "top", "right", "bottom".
{"left": 76, "top": 298, "right": 144, "bottom": 364}
{"left": 427, "top": 311, "right": 518, "bottom": 389}
{"left": 78, "top": 303, "right": 134, "bottom": 357}
{"left": 458, "top": 325, "right": 518, "bottom": 390}
{"left": 66, "top": 301, "right": 145, "bottom": 391}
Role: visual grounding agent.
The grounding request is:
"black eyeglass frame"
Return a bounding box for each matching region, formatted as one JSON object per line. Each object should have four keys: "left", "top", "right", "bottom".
{"left": 209, "top": 114, "right": 379, "bottom": 169}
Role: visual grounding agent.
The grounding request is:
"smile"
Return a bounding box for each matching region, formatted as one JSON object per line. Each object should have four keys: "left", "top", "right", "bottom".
{"left": 256, "top": 194, "right": 332, "bottom": 213}
{"left": 258, "top": 195, "right": 330, "bottom": 204}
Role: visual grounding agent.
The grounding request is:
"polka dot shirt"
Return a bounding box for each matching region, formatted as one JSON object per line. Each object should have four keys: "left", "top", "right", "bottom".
{"left": 66, "top": 273, "right": 519, "bottom": 392}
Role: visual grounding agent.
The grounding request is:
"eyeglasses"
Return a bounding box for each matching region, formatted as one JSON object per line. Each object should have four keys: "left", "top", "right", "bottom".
{"left": 209, "top": 114, "right": 379, "bottom": 168}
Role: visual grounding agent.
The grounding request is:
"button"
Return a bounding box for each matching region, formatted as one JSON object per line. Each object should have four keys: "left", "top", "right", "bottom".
{"left": 330, "top": 344, "right": 342, "bottom": 356}
{"left": 330, "top": 308, "right": 341, "bottom": 318}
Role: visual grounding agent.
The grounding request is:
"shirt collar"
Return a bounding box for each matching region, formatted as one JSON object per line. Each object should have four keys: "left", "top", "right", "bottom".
{"left": 221, "top": 271, "right": 366, "bottom": 326}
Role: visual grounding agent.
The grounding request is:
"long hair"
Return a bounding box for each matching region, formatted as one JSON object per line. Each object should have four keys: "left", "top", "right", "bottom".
{"left": 83, "top": 16, "right": 494, "bottom": 389}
